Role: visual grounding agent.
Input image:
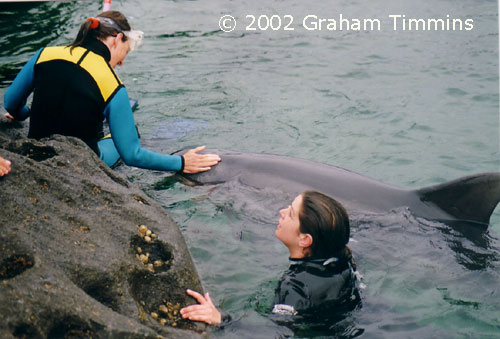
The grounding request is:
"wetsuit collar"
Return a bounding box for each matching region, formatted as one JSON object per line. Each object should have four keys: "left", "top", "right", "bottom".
{"left": 288, "top": 257, "right": 339, "bottom": 268}
{"left": 288, "top": 257, "right": 338, "bottom": 265}
{"left": 81, "top": 38, "right": 111, "bottom": 63}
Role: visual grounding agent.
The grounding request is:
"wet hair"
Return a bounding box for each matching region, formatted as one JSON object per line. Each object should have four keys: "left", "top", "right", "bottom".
{"left": 68, "top": 11, "right": 131, "bottom": 52}
{"left": 299, "top": 190, "right": 356, "bottom": 268}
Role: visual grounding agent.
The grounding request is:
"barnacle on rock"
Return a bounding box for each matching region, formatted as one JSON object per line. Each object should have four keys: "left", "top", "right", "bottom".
{"left": 138, "top": 225, "right": 148, "bottom": 236}
{"left": 139, "top": 254, "right": 148, "bottom": 264}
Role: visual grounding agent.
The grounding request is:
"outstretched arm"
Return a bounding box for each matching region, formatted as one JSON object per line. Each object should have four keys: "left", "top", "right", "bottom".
{"left": 180, "top": 289, "right": 222, "bottom": 325}
{"left": 4, "top": 49, "right": 41, "bottom": 121}
{"left": 105, "top": 88, "right": 220, "bottom": 172}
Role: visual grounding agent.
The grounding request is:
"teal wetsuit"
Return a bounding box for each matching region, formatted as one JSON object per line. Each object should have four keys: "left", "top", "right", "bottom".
{"left": 4, "top": 39, "right": 183, "bottom": 171}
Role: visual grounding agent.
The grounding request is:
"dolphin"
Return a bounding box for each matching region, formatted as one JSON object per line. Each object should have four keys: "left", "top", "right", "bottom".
{"left": 175, "top": 149, "right": 500, "bottom": 229}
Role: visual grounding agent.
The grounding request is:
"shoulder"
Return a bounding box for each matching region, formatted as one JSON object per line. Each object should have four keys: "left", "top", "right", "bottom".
{"left": 37, "top": 46, "right": 85, "bottom": 65}
{"left": 274, "top": 260, "right": 359, "bottom": 315}
{"left": 80, "top": 51, "right": 123, "bottom": 103}
{"left": 272, "top": 264, "right": 312, "bottom": 314}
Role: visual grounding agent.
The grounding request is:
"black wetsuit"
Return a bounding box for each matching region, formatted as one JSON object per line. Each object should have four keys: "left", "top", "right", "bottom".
{"left": 220, "top": 257, "right": 360, "bottom": 329}
{"left": 272, "top": 257, "right": 359, "bottom": 318}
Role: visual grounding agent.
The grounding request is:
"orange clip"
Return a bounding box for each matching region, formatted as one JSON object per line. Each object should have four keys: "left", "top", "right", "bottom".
{"left": 87, "top": 17, "right": 100, "bottom": 29}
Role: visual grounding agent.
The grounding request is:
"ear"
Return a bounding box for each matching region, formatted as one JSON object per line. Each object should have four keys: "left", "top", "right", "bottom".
{"left": 298, "top": 233, "right": 313, "bottom": 249}
{"left": 112, "top": 33, "right": 124, "bottom": 46}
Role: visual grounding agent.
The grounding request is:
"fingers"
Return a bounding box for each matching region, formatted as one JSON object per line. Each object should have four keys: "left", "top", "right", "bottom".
{"left": 187, "top": 167, "right": 211, "bottom": 174}
{"left": 193, "top": 145, "right": 206, "bottom": 153}
{"left": 180, "top": 289, "right": 222, "bottom": 325}
{"left": 180, "top": 305, "right": 215, "bottom": 323}
{"left": 191, "top": 155, "right": 220, "bottom": 165}
{"left": 4, "top": 113, "right": 14, "bottom": 120}
{"left": 0, "top": 158, "right": 11, "bottom": 177}
{"left": 186, "top": 289, "right": 207, "bottom": 304}
{"left": 205, "top": 292, "right": 214, "bottom": 305}
{"left": 182, "top": 147, "right": 221, "bottom": 174}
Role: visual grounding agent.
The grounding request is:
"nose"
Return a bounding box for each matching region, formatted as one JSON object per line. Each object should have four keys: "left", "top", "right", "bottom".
{"left": 279, "top": 207, "right": 287, "bottom": 219}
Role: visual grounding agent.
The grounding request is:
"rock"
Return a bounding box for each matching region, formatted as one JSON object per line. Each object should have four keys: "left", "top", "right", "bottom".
{"left": 0, "top": 118, "right": 207, "bottom": 338}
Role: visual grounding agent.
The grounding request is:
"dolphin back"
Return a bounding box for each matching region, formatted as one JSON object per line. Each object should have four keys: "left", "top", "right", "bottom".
{"left": 175, "top": 149, "right": 500, "bottom": 227}
{"left": 417, "top": 172, "right": 500, "bottom": 227}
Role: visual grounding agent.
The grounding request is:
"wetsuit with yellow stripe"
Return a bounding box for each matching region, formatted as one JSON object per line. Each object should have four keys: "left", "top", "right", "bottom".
{"left": 4, "top": 38, "right": 184, "bottom": 171}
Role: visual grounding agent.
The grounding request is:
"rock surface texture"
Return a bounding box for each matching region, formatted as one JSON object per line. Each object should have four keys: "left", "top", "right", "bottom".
{"left": 0, "top": 118, "right": 206, "bottom": 338}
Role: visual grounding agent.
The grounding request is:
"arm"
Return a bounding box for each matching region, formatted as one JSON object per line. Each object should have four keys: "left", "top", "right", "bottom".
{"left": 106, "top": 87, "right": 184, "bottom": 171}
{"left": 106, "top": 88, "right": 220, "bottom": 172}
{"left": 4, "top": 49, "right": 41, "bottom": 120}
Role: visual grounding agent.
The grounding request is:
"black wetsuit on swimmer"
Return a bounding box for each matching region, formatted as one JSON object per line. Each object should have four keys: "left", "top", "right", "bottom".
{"left": 220, "top": 256, "right": 360, "bottom": 327}
{"left": 272, "top": 257, "right": 360, "bottom": 317}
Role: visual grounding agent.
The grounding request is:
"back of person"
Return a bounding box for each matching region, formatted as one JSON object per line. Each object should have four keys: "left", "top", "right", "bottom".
{"left": 4, "top": 11, "right": 220, "bottom": 173}
{"left": 30, "top": 42, "right": 118, "bottom": 153}
{"left": 273, "top": 258, "right": 360, "bottom": 317}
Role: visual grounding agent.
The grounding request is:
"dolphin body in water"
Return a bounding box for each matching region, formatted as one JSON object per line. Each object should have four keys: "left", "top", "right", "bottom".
{"left": 176, "top": 149, "right": 500, "bottom": 229}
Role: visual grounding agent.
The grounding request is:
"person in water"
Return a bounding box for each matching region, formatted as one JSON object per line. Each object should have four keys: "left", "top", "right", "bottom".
{"left": 180, "top": 190, "right": 360, "bottom": 325}
{"left": 3, "top": 11, "right": 220, "bottom": 173}
{"left": 0, "top": 156, "right": 11, "bottom": 177}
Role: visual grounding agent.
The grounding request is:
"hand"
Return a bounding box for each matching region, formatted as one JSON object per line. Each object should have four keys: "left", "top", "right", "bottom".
{"left": 180, "top": 289, "right": 222, "bottom": 325}
{"left": 4, "top": 113, "right": 14, "bottom": 120}
{"left": 0, "top": 156, "right": 11, "bottom": 177}
{"left": 182, "top": 146, "right": 221, "bottom": 174}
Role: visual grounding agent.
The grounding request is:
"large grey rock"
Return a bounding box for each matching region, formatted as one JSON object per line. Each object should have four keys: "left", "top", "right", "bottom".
{"left": 0, "top": 118, "right": 207, "bottom": 338}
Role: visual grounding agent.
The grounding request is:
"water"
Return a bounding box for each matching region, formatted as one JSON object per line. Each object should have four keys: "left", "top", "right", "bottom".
{"left": 0, "top": 0, "right": 498, "bottom": 337}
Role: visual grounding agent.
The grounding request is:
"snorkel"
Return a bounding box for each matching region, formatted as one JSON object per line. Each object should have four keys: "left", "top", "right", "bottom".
{"left": 87, "top": 16, "right": 144, "bottom": 52}
{"left": 102, "top": 0, "right": 111, "bottom": 11}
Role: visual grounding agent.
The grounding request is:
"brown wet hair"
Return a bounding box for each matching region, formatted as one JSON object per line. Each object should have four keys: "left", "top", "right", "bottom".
{"left": 68, "top": 11, "right": 131, "bottom": 52}
{"left": 299, "top": 190, "right": 356, "bottom": 268}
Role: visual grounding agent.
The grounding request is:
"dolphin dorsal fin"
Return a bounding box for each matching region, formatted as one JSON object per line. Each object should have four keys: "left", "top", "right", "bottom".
{"left": 417, "top": 172, "right": 500, "bottom": 226}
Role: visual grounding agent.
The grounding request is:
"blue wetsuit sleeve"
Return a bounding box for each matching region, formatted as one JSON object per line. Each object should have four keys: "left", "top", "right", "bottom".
{"left": 105, "top": 87, "right": 184, "bottom": 171}
{"left": 4, "top": 49, "right": 41, "bottom": 120}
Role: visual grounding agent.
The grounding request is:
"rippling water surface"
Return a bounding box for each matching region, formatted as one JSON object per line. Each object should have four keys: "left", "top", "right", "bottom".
{"left": 1, "top": 0, "right": 498, "bottom": 337}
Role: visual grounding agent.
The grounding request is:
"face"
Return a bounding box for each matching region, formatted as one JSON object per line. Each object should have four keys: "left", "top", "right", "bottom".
{"left": 276, "top": 194, "right": 303, "bottom": 254}
{"left": 109, "top": 33, "right": 130, "bottom": 68}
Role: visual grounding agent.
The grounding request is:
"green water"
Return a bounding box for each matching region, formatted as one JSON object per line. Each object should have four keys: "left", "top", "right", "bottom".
{"left": 1, "top": 0, "right": 499, "bottom": 337}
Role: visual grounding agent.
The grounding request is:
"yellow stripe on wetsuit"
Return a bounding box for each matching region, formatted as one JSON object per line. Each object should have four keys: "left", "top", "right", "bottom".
{"left": 36, "top": 46, "right": 122, "bottom": 102}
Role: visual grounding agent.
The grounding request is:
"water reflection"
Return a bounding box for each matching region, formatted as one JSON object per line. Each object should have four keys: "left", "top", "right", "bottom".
{"left": 0, "top": 1, "right": 77, "bottom": 87}
{"left": 149, "top": 178, "right": 500, "bottom": 338}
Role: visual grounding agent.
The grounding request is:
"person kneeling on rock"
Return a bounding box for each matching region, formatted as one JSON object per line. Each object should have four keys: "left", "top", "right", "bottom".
{"left": 3, "top": 11, "right": 220, "bottom": 174}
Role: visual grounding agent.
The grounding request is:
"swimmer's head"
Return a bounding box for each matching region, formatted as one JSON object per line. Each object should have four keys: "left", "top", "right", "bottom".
{"left": 298, "top": 190, "right": 350, "bottom": 260}
{"left": 277, "top": 190, "right": 352, "bottom": 262}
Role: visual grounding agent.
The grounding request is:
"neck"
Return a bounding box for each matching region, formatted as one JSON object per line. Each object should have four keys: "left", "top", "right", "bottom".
{"left": 81, "top": 38, "right": 111, "bottom": 63}
{"left": 99, "top": 36, "right": 113, "bottom": 51}
{"left": 98, "top": 36, "right": 117, "bottom": 67}
{"left": 288, "top": 247, "right": 307, "bottom": 259}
